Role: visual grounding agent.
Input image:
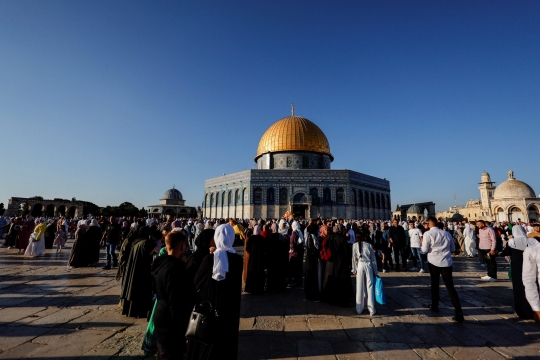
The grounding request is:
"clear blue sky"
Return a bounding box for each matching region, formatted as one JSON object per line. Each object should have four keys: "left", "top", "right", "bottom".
{"left": 1, "top": 1, "right": 539, "bottom": 212}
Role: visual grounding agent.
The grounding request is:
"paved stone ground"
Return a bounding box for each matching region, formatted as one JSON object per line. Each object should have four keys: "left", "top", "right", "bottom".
{"left": 1, "top": 239, "right": 540, "bottom": 359}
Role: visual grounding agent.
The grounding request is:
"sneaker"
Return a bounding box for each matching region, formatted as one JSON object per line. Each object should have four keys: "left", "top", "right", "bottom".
{"left": 488, "top": 278, "right": 496, "bottom": 282}
{"left": 419, "top": 269, "right": 425, "bottom": 273}
{"left": 480, "top": 276, "right": 490, "bottom": 280}
{"left": 410, "top": 267, "right": 418, "bottom": 271}
{"left": 382, "top": 269, "right": 387, "bottom": 273}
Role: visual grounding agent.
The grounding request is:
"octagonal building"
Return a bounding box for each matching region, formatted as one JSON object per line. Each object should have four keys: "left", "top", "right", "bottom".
{"left": 203, "top": 109, "right": 391, "bottom": 219}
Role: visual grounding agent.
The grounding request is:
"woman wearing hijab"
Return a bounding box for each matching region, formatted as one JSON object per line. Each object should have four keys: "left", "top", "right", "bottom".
{"left": 463, "top": 223, "right": 476, "bottom": 257}
{"left": 244, "top": 227, "right": 267, "bottom": 295}
{"left": 185, "top": 228, "right": 215, "bottom": 283}
{"left": 186, "top": 224, "right": 243, "bottom": 360}
{"left": 288, "top": 220, "right": 305, "bottom": 287}
{"left": 87, "top": 219, "right": 103, "bottom": 265}
{"left": 304, "top": 220, "right": 321, "bottom": 301}
{"left": 67, "top": 222, "right": 88, "bottom": 267}
{"left": 505, "top": 226, "right": 537, "bottom": 319}
{"left": 352, "top": 232, "right": 378, "bottom": 315}
{"left": 322, "top": 224, "right": 352, "bottom": 307}
{"left": 44, "top": 219, "right": 56, "bottom": 249}
{"left": 16, "top": 216, "right": 34, "bottom": 254}
{"left": 120, "top": 227, "right": 159, "bottom": 318}
{"left": 266, "top": 225, "right": 289, "bottom": 293}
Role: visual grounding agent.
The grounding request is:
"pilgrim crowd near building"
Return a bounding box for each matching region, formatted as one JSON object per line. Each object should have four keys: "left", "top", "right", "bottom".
{"left": 2, "top": 107, "right": 540, "bottom": 360}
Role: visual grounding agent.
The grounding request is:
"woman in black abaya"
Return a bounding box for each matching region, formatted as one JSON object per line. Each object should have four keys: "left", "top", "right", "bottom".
{"left": 322, "top": 224, "right": 352, "bottom": 307}
{"left": 244, "top": 232, "right": 266, "bottom": 295}
{"left": 304, "top": 220, "right": 321, "bottom": 302}
{"left": 186, "top": 224, "right": 243, "bottom": 360}
{"left": 185, "top": 228, "right": 215, "bottom": 283}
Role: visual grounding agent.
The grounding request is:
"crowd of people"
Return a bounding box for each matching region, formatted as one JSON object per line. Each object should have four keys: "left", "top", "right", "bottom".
{"left": 2, "top": 213, "right": 540, "bottom": 359}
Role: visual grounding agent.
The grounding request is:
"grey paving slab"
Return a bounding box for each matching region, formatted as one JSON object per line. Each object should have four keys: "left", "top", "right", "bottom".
{"left": 1, "top": 244, "right": 539, "bottom": 359}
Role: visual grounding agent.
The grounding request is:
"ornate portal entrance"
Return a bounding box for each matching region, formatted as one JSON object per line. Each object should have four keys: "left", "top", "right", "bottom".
{"left": 292, "top": 192, "right": 309, "bottom": 219}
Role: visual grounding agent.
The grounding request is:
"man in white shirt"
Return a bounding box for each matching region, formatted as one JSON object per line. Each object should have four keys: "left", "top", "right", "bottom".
{"left": 522, "top": 226, "right": 540, "bottom": 324}
{"left": 421, "top": 216, "right": 464, "bottom": 322}
{"left": 408, "top": 221, "right": 424, "bottom": 273}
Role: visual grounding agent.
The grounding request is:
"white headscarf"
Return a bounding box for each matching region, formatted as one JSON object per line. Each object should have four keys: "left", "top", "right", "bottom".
{"left": 278, "top": 219, "right": 289, "bottom": 235}
{"left": 292, "top": 221, "right": 304, "bottom": 244}
{"left": 509, "top": 225, "right": 536, "bottom": 251}
{"left": 463, "top": 223, "right": 474, "bottom": 239}
{"left": 212, "top": 224, "right": 237, "bottom": 281}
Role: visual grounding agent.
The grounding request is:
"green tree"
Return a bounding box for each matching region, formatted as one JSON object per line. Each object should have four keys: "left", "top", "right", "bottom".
{"left": 0, "top": 203, "right": 5, "bottom": 215}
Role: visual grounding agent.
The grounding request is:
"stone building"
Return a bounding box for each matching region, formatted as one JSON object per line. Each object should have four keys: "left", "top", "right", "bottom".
{"left": 203, "top": 108, "right": 391, "bottom": 219}
{"left": 5, "top": 197, "right": 83, "bottom": 217}
{"left": 392, "top": 202, "right": 436, "bottom": 221}
{"left": 436, "top": 171, "right": 540, "bottom": 222}
{"left": 148, "top": 188, "right": 198, "bottom": 218}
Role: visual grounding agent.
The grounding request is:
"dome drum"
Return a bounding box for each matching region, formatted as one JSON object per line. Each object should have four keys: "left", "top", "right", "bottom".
{"left": 255, "top": 115, "right": 333, "bottom": 169}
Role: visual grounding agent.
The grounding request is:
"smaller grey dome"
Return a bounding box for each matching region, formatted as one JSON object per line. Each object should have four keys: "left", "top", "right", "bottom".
{"left": 162, "top": 188, "right": 183, "bottom": 200}
{"left": 407, "top": 204, "right": 421, "bottom": 214}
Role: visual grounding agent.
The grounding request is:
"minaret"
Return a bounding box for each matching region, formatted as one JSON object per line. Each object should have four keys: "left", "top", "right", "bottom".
{"left": 478, "top": 171, "right": 496, "bottom": 215}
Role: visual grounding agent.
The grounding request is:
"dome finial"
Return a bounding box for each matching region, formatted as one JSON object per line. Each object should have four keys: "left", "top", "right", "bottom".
{"left": 508, "top": 170, "right": 515, "bottom": 180}
{"left": 291, "top": 103, "right": 295, "bottom": 116}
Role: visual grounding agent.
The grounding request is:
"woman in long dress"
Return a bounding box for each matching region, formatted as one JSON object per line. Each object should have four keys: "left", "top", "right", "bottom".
{"left": 186, "top": 224, "right": 243, "bottom": 360}
{"left": 288, "top": 221, "right": 305, "bottom": 287}
{"left": 16, "top": 217, "right": 34, "bottom": 254}
{"left": 86, "top": 219, "right": 103, "bottom": 265}
{"left": 24, "top": 219, "right": 47, "bottom": 257}
{"left": 506, "top": 226, "right": 537, "bottom": 319}
{"left": 352, "top": 232, "right": 378, "bottom": 315}
{"left": 463, "top": 223, "right": 476, "bottom": 257}
{"left": 68, "top": 223, "right": 88, "bottom": 267}
{"left": 304, "top": 220, "right": 321, "bottom": 302}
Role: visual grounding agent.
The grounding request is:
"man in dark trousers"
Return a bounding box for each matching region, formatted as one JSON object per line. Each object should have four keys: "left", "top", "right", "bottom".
{"left": 389, "top": 219, "right": 407, "bottom": 271}
{"left": 152, "top": 230, "right": 194, "bottom": 359}
{"left": 422, "top": 216, "right": 464, "bottom": 322}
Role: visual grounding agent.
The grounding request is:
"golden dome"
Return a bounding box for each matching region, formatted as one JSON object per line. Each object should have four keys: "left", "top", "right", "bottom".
{"left": 255, "top": 116, "right": 333, "bottom": 161}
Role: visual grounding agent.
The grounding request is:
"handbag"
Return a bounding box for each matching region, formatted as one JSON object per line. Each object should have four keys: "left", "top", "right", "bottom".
{"left": 374, "top": 275, "right": 386, "bottom": 305}
{"left": 185, "top": 301, "right": 217, "bottom": 344}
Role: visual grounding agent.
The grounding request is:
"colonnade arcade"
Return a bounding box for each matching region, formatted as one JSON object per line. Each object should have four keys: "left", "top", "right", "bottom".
{"left": 204, "top": 186, "right": 391, "bottom": 220}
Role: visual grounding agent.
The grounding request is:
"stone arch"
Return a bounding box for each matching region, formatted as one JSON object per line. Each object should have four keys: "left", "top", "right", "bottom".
{"left": 68, "top": 206, "right": 77, "bottom": 218}
{"left": 310, "top": 188, "right": 319, "bottom": 205}
{"left": 385, "top": 195, "right": 390, "bottom": 210}
{"left": 216, "top": 192, "right": 221, "bottom": 207}
{"left": 210, "top": 194, "right": 214, "bottom": 207}
{"left": 352, "top": 189, "right": 357, "bottom": 206}
{"left": 507, "top": 205, "right": 525, "bottom": 223}
{"left": 235, "top": 189, "right": 240, "bottom": 205}
{"left": 279, "top": 188, "right": 288, "bottom": 206}
{"left": 323, "top": 188, "right": 331, "bottom": 205}
{"left": 179, "top": 209, "right": 188, "bottom": 216}
{"left": 358, "top": 190, "right": 364, "bottom": 207}
{"left": 267, "top": 188, "right": 275, "bottom": 205}
{"left": 293, "top": 192, "right": 308, "bottom": 203}
{"left": 336, "top": 188, "right": 345, "bottom": 204}
{"left": 221, "top": 192, "right": 225, "bottom": 207}
{"left": 370, "top": 193, "right": 375, "bottom": 209}
{"left": 31, "top": 203, "right": 43, "bottom": 217}
{"left": 376, "top": 193, "right": 381, "bottom": 208}
{"left": 204, "top": 194, "right": 208, "bottom": 208}
{"left": 227, "top": 190, "right": 232, "bottom": 205}
{"left": 45, "top": 204, "right": 55, "bottom": 217}
{"left": 528, "top": 204, "right": 540, "bottom": 222}
{"left": 381, "top": 195, "right": 386, "bottom": 209}
{"left": 253, "top": 187, "right": 263, "bottom": 205}
{"left": 242, "top": 188, "right": 248, "bottom": 205}
{"left": 57, "top": 205, "right": 66, "bottom": 216}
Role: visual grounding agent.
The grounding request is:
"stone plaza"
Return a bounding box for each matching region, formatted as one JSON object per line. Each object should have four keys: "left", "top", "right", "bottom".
{"left": 1, "top": 241, "right": 540, "bottom": 359}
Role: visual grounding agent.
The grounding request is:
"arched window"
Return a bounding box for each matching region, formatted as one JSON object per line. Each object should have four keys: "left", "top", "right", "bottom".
{"left": 376, "top": 193, "right": 381, "bottom": 208}
{"left": 381, "top": 194, "right": 386, "bottom": 209}
{"left": 323, "top": 188, "right": 332, "bottom": 205}
{"left": 210, "top": 194, "right": 214, "bottom": 207}
{"left": 216, "top": 192, "right": 221, "bottom": 206}
{"left": 386, "top": 195, "right": 390, "bottom": 210}
{"left": 279, "top": 188, "right": 288, "bottom": 205}
{"left": 235, "top": 189, "right": 240, "bottom": 205}
{"left": 253, "top": 187, "right": 263, "bottom": 205}
{"left": 205, "top": 194, "right": 208, "bottom": 208}
{"left": 227, "top": 191, "right": 232, "bottom": 205}
{"left": 359, "top": 191, "right": 364, "bottom": 207}
{"left": 352, "top": 189, "right": 357, "bottom": 206}
{"left": 370, "top": 193, "right": 375, "bottom": 208}
{"left": 267, "top": 188, "right": 275, "bottom": 204}
{"left": 310, "top": 188, "right": 319, "bottom": 205}
{"left": 336, "top": 188, "right": 345, "bottom": 204}
{"left": 242, "top": 188, "right": 247, "bottom": 205}
{"left": 221, "top": 192, "right": 225, "bottom": 207}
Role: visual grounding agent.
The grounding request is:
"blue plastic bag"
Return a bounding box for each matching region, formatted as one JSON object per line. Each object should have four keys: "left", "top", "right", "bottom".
{"left": 374, "top": 276, "right": 386, "bottom": 305}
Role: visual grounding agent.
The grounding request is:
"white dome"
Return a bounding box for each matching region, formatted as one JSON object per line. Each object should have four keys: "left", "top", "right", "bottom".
{"left": 493, "top": 172, "right": 535, "bottom": 199}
